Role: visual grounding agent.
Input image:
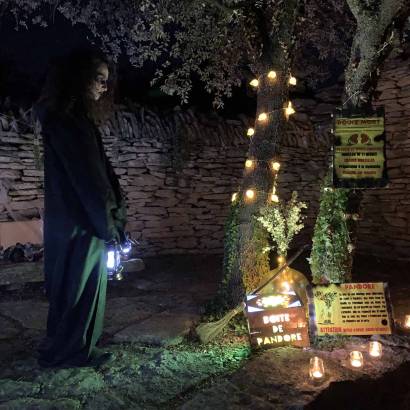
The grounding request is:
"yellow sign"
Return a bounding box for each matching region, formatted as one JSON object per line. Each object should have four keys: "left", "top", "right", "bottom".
{"left": 311, "top": 282, "right": 392, "bottom": 336}
{"left": 334, "top": 116, "right": 387, "bottom": 187}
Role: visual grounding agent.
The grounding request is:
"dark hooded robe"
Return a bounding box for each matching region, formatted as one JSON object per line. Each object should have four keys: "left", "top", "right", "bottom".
{"left": 35, "top": 104, "right": 126, "bottom": 367}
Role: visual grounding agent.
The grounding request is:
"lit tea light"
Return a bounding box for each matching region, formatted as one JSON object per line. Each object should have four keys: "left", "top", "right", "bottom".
{"left": 247, "top": 127, "right": 255, "bottom": 136}
{"left": 309, "top": 356, "right": 325, "bottom": 380}
{"left": 350, "top": 351, "right": 364, "bottom": 368}
{"left": 368, "top": 341, "right": 382, "bottom": 358}
{"left": 404, "top": 315, "right": 410, "bottom": 328}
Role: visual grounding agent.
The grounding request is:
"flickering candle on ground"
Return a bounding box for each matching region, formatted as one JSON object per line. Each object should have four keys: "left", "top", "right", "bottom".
{"left": 350, "top": 351, "right": 363, "bottom": 368}
{"left": 368, "top": 341, "right": 382, "bottom": 358}
{"left": 404, "top": 315, "right": 410, "bottom": 328}
{"left": 309, "top": 357, "right": 325, "bottom": 380}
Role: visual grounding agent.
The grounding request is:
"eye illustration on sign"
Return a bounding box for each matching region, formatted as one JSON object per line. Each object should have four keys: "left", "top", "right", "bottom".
{"left": 347, "top": 133, "right": 372, "bottom": 145}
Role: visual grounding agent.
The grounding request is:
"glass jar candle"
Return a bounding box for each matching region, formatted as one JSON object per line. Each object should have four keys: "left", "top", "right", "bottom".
{"left": 350, "top": 351, "right": 364, "bottom": 368}
{"left": 309, "top": 356, "right": 325, "bottom": 380}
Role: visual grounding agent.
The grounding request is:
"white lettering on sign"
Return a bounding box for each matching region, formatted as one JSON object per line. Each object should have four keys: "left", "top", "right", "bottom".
{"left": 256, "top": 333, "right": 302, "bottom": 346}
{"left": 262, "top": 313, "right": 290, "bottom": 324}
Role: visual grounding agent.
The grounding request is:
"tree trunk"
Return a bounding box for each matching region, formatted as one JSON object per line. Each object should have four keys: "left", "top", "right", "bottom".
{"left": 342, "top": 0, "right": 409, "bottom": 277}
{"left": 222, "top": 1, "right": 300, "bottom": 307}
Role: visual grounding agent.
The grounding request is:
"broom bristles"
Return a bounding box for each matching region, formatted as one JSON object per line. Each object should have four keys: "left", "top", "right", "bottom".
{"left": 196, "top": 305, "right": 243, "bottom": 344}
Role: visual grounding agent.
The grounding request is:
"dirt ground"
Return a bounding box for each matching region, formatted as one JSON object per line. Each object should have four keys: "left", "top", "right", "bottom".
{"left": 0, "top": 251, "right": 410, "bottom": 409}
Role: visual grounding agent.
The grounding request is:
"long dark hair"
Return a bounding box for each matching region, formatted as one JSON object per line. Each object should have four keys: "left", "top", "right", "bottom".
{"left": 38, "top": 48, "right": 116, "bottom": 125}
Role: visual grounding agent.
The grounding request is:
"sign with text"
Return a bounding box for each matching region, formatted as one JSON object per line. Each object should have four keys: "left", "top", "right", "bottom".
{"left": 333, "top": 112, "right": 388, "bottom": 188}
{"left": 309, "top": 283, "right": 392, "bottom": 336}
{"left": 245, "top": 293, "right": 309, "bottom": 348}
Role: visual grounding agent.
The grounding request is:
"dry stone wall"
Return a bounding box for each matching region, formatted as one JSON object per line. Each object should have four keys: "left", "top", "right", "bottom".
{"left": 0, "top": 106, "right": 328, "bottom": 257}
{"left": 0, "top": 52, "right": 410, "bottom": 259}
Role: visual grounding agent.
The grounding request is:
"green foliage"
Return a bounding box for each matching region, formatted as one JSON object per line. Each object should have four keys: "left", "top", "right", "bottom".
{"left": 203, "top": 200, "right": 240, "bottom": 317}
{"left": 241, "top": 220, "right": 270, "bottom": 293}
{"left": 255, "top": 191, "right": 307, "bottom": 259}
{"left": 311, "top": 334, "right": 351, "bottom": 350}
{"left": 222, "top": 200, "right": 240, "bottom": 291}
{"left": 309, "top": 174, "right": 352, "bottom": 284}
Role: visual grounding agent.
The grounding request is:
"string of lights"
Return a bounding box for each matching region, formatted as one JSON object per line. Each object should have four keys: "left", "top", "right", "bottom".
{"left": 233, "top": 69, "right": 297, "bottom": 206}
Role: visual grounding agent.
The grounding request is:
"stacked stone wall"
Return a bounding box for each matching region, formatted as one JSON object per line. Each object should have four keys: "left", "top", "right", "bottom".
{"left": 0, "top": 52, "right": 409, "bottom": 259}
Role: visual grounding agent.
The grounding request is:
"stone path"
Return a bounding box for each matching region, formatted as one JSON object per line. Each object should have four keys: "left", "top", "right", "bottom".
{"left": 0, "top": 255, "right": 219, "bottom": 355}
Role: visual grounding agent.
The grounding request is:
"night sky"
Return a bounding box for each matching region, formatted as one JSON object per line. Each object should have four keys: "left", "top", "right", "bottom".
{"left": 0, "top": 13, "right": 256, "bottom": 117}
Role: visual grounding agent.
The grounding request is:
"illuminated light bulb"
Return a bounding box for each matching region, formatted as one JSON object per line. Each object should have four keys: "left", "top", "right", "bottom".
{"left": 309, "top": 357, "right": 325, "bottom": 380}
{"left": 272, "top": 161, "right": 281, "bottom": 171}
{"left": 107, "top": 250, "right": 116, "bottom": 270}
{"left": 277, "top": 255, "right": 285, "bottom": 265}
{"left": 245, "top": 189, "right": 255, "bottom": 200}
{"left": 282, "top": 281, "right": 291, "bottom": 292}
{"left": 285, "top": 101, "right": 296, "bottom": 120}
{"left": 250, "top": 79, "right": 259, "bottom": 87}
{"left": 368, "top": 341, "right": 382, "bottom": 358}
{"left": 267, "top": 70, "right": 277, "bottom": 79}
{"left": 271, "top": 193, "right": 279, "bottom": 203}
{"left": 245, "top": 159, "right": 254, "bottom": 169}
{"left": 350, "top": 351, "right": 363, "bottom": 368}
{"left": 404, "top": 315, "right": 410, "bottom": 328}
{"left": 258, "top": 112, "right": 268, "bottom": 122}
{"left": 289, "top": 76, "right": 297, "bottom": 86}
{"left": 247, "top": 127, "right": 255, "bottom": 136}
{"left": 231, "top": 192, "right": 238, "bottom": 202}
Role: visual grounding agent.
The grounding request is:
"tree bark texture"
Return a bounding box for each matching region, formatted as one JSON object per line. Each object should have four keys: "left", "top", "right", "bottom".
{"left": 342, "top": 0, "right": 409, "bottom": 276}
{"left": 225, "top": 0, "right": 300, "bottom": 306}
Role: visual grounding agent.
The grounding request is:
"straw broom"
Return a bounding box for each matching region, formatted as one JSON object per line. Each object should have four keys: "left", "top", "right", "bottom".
{"left": 196, "top": 244, "right": 309, "bottom": 344}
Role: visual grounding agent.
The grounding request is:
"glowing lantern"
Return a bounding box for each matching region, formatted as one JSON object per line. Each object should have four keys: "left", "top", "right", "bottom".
{"left": 258, "top": 112, "right": 268, "bottom": 122}
{"left": 268, "top": 70, "right": 277, "bottom": 79}
{"left": 247, "top": 127, "right": 255, "bottom": 136}
{"left": 368, "top": 341, "right": 382, "bottom": 358}
{"left": 245, "top": 189, "right": 255, "bottom": 200}
{"left": 350, "top": 351, "right": 363, "bottom": 368}
{"left": 309, "top": 357, "right": 325, "bottom": 380}
{"left": 289, "top": 76, "right": 297, "bottom": 85}
{"left": 285, "top": 101, "right": 295, "bottom": 120}
{"left": 250, "top": 79, "right": 259, "bottom": 87}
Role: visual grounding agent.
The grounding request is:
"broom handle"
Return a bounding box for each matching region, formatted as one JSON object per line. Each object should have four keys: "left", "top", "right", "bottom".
{"left": 250, "top": 244, "right": 309, "bottom": 296}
